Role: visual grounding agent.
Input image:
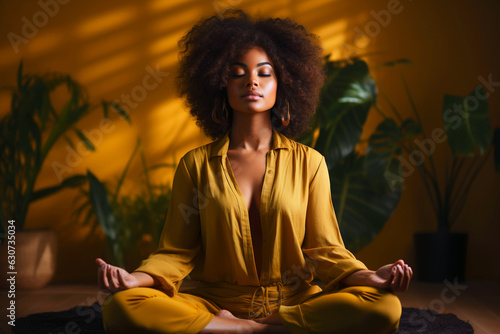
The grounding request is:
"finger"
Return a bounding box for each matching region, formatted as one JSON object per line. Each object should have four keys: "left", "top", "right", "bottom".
{"left": 113, "top": 267, "right": 124, "bottom": 290}
{"left": 117, "top": 269, "right": 129, "bottom": 289}
{"left": 391, "top": 265, "right": 398, "bottom": 280}
{"left": 405, "top": 265, "right": 413, "bottom": 290}
{"left": 405, "top": 265, "right": 412, "bottom": 290}
{"left": 399, "top": 265, "right": 411, "bottom": 292}
{"left": 394, "top": 259, "right": 405, "bottom": 267}
{"left": 101, "top": 262, "right": 110, "bottom": 291}
{"left": 109, "top": 266, "right": 120, "bottom": 291}
{"left": 97, "top": 262, "right": 105, "bottom": 291}
{"left": 391, "top": 264, "right": 403, "bottom": 292}
{"left": 106, "top": 264, "right": 117, "bottom": 292}
{"left": 390, "top": 266, "right": 399, "bottom": 292}
{"left": 396, "top": 264, "right": 406, "bottom": 291}
{"left": 96, "top": 258, "right": 108, "bottom": 290}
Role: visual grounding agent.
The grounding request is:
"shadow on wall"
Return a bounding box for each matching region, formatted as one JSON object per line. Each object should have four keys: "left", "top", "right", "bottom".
{"left": 0, "top": 0, "right": 360, "bottom": 180}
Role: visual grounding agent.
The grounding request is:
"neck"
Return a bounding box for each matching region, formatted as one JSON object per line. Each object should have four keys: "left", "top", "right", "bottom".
{"left": 229, "top": 110, "right": 273, "bottom": 151}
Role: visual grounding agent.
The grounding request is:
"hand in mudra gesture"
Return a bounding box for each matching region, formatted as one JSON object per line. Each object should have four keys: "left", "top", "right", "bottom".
{"left": 371, "top": 259, "right": 413, "bottom": 293}
{"left": 96, "top": 258, "right": 139, "bottom": 293}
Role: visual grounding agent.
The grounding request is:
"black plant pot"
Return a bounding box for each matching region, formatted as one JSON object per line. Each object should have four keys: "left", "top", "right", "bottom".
{"left": 414, "top": 232, "right": 468, "bottom": 282}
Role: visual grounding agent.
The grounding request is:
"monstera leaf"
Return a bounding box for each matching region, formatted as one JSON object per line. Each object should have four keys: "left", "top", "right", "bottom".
{"left": 329, "top": 152, "right": 401, "bottom": 253}
{"left": 442, "top": 85, "right": 490, "bottom": 156}
{"left": 365, "top": 118, "right": 421, "bottom": 192}
{"left": 303, "top": 58, "right": 402, "bottom": 252}
{"left": 314, "top": 59, "right": 377, "bottom": 166}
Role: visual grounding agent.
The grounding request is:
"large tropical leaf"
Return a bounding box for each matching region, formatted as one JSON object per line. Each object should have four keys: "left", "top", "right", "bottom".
{"left": 300, "top": 58, "right": 403, "bottom": 252}
{"left": 329, "top": 153, "right": 401, "bottom": 253}
{"left": 314, "top": 59, "right": 377, "bottom": 166}
{"left": 442, "top": 85, "right": 490, "bottom": 156}
{"left": 365, "top": 118, "right": 421, "bottom": 192}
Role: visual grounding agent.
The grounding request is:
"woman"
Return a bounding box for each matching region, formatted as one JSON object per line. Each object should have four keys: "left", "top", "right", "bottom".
{"left": 97, "top": 10, "right": 412, "bottom": 334}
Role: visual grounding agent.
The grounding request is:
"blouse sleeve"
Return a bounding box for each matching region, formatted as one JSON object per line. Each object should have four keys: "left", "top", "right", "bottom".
{"left": 134, "top": 155, "right": 202, "bottom": 296}
{"left": 302, "top": 155, "right": 367, "bottom": 292}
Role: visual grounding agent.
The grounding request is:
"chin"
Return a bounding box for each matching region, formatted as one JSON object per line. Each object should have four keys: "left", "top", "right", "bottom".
{"left": 243, "top": 109, "right": 271, "bottom": 115}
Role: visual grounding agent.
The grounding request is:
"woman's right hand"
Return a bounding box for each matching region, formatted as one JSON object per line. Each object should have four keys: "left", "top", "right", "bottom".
{"left": 96, "top": 258, "right": 139, "bottom": 293}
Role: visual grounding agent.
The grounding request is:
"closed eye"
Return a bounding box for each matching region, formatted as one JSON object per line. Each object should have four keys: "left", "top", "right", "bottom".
{"left": 231, "top": 73, "right": 272, "bottom": 78}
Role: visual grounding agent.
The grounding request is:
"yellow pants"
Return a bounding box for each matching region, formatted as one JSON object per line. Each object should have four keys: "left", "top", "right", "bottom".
{"left": 102, "top": 282, "right": 401, "bottom": 334}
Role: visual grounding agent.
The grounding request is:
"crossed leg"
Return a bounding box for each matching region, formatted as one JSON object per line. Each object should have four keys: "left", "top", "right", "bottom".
{"left": 102, "top": 286, "right": 400, "bottom": 334}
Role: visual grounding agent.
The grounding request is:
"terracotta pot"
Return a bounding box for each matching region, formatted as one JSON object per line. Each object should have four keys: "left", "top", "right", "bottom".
{"left": 0, "top": 230, "right": 57, "bottom": 289}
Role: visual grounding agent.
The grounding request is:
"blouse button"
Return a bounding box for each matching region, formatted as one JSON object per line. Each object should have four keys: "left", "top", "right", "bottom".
{"left": 268, "top": 170, "right": 273, "bottom": 174}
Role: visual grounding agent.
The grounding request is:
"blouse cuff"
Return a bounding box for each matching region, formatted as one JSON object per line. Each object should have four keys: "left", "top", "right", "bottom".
{"left": 133, "top": 262, "right": 181, "bottom": 297}
{"left": 323, "top": 259, "right": 367, "bottom": 292}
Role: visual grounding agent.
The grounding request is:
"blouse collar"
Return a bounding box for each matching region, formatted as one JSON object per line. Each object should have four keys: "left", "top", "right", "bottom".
{"left": 210, "top": 128, "right": 292, "bottom": 159}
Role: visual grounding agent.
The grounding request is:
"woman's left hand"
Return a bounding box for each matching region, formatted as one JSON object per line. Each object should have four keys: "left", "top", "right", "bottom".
{"left": 370, "top": 259, "right": 413, "bottom": 293}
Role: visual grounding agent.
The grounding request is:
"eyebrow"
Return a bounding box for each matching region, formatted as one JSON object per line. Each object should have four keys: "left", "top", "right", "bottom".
{"left": 231, "top": 61, "right": 273, "bottom": 68}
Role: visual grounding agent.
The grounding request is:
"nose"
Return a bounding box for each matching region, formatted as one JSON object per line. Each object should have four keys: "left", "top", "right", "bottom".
{"left": 246, "top": 73, "right": 259, "bottom": 88}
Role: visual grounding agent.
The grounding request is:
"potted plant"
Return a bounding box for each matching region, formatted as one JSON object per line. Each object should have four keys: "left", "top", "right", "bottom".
{"left": 74, "top": 138, "right": 174, "bottom": 271}
{"left": 299, "top": 56, "right": 499, "bottom": 282}
{"left": 362, "top": 61, "right": 500, "bottom": 282}
{"left": 0, "top": 61, "right": 128, "bottom": 289}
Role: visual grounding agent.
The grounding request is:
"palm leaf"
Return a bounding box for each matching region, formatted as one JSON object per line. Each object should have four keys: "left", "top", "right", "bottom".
{"left": 87, "top": 170, "right": 124, "bottom": 267}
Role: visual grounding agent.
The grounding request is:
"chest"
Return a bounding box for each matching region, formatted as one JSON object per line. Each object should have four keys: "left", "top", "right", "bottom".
{"left": 227, "top": 150, "right": 268, "bottom": 210}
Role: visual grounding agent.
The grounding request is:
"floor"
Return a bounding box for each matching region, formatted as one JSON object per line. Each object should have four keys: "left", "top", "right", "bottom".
{"left": 2, "top": 280, "right": 499, "bottom": 333}
{"left": 397, "top": 280, "right": 500, "bottom": 333}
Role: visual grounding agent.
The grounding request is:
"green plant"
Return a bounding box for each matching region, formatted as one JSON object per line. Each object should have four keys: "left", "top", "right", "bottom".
{"left": 299, "top": 57, "right": 405, "bottom": 252}
{"left": 299, "top": 56, "right": 499, "bottom": 251}
{"left": 0, "top": 61, "right": 128, "bottom": 239}
{"left": 75, "top": 139, "right": 174, "bottom": 269}
{"left": 364, "top": 61, "right": 500, "bottom": 232}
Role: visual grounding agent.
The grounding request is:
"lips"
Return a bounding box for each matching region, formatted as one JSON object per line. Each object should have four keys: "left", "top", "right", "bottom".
{"left": 241, "top": 91, "right": 263, "bottom": 99}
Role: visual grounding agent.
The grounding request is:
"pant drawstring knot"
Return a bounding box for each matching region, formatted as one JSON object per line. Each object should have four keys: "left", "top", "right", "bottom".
{"left": 249, "top": 282, "right": 284, "bottom": 319}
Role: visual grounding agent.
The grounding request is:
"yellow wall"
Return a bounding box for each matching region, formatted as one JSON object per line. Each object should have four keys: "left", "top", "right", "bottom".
{"left": 1, "top": 0, "right": 499, "bottom": 283}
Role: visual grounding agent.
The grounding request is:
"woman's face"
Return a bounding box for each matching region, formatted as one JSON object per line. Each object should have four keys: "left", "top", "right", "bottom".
{"left": 226, "top": 46, "right": 277, "bottom": 114}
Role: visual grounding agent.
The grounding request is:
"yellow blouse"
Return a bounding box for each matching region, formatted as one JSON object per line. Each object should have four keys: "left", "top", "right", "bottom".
{"left": 135, "top": 129, "right": 367, "bottom": 295}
